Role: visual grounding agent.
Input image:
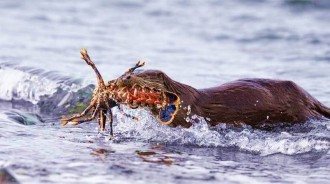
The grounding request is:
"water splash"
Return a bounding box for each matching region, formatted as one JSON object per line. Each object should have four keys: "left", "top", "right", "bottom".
{"left": 114, "top": 106, "right": 330, "bottom": 156}
{"left": 0, "top": 65, "right": 80, "bottom": 104}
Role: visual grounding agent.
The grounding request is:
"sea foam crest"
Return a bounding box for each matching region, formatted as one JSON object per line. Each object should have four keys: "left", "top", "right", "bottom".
{"left": 114, "top": 106, "right": 330, "bottom": 156}
{"left": 0, "top": 65, "right": 80, "bottom": 104}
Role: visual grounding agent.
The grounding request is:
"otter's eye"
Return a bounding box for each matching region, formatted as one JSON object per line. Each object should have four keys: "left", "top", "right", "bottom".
{"left": 126, "top": 76, "right": 131, "bottom": 80}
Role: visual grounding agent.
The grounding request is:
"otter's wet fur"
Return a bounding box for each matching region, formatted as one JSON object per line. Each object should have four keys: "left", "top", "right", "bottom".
{"left": 132, "top": 70, "right": 330, "bottom": 129}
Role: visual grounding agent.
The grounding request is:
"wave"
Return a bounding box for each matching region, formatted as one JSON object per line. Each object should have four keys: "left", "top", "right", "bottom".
{"left": 113, "top": 106, "right": 330, "bottom": 156}
{"left": 0, "top": 64, "right": 80, "bottom": 104}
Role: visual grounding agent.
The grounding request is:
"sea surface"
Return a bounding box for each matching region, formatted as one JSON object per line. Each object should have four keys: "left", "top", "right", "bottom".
{"left": 1, "top": 0, "right": 330, "bottom": 183}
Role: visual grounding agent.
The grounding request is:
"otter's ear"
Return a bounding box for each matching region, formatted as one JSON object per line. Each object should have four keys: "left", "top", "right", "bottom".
{"left": 158, "top": 92, "right": 180, "bottom": 125}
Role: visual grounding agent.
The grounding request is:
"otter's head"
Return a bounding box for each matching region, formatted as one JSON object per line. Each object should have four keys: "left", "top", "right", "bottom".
{"left": 108, "top": 66, "right": 181, "bottom": 125}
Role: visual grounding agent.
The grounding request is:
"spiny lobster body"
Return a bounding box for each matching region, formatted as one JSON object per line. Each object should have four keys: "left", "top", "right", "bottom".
{"left": 61, "top": 49, "right": 180, "bottom": 136}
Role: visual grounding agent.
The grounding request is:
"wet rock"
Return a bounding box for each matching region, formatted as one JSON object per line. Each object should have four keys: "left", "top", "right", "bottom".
{"left": 0, "top": 168, "right": 19, "bottom": 184}
{"left": 37, "top": 84, "right": 95, "bottom": 116}
{"left": 5, "top": 111, "right": 44, "bottom": 125}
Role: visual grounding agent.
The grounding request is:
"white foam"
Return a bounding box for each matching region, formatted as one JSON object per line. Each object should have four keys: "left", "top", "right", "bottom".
{"left": 114, "top": 107, "right": 330, "bottom": 156}
{"left": 0, "top": 66, "right": 78, "bottom": 104}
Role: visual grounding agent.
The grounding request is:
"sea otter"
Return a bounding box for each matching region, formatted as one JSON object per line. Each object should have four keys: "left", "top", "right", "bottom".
{"left": 61, "top": 49, "right": 330, "bottom": 134}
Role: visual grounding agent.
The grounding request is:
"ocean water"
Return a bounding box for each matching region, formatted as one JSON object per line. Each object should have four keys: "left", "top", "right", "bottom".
{"left": 1, "top": 0, "right": 330, "bottom": 183}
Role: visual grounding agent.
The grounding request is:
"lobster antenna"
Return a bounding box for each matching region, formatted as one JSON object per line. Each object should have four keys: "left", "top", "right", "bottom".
{"left": 124, "top": 60, "right": 145, "bottom": 75}
{"left": 80, "top": 48, "right": 106, "bottom": 88}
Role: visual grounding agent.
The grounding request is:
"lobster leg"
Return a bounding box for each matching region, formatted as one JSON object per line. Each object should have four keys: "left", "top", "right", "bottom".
{"left": 105, "top": 109, "right": 114, "bottom": 137}
{"left": 69, "top": 100, "right": 101, "bottom": 126}
{"left": 109, "top": 109, "right": 113, "bottom": 137}
{"left": 98, "top": 109, "right": 107, "bottom": 131}
{"left": 71, "top": 108, "right": 100, "bottom": 126}
{"left": 60, "top": 97, "right": 97, "bottom": 126}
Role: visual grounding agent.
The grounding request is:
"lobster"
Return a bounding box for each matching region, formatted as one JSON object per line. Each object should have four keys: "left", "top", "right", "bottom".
{"left": 60, "top": 49, "right": 181, "bottom": 136}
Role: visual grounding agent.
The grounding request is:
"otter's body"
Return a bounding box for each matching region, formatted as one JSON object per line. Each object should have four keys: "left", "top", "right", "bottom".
{"left": 61, "top": 49, "right": 330, "bottom": 132}
{"left": 137, "top": 70, "right": 330, "bottom": 129}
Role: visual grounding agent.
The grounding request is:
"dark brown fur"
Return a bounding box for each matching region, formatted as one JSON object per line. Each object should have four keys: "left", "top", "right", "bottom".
{"left": 134, "top": 70, "right": 330, "bottom": 129}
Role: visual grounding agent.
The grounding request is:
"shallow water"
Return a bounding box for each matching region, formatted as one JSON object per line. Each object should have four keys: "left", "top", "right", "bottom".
{"left": 1, "top": 0, "right": 330, "bottom": 183}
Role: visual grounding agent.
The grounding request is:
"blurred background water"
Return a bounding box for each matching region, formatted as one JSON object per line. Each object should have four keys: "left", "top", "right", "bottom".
{"left": 0, "top": 0, "right": 330, "bottom": 183}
